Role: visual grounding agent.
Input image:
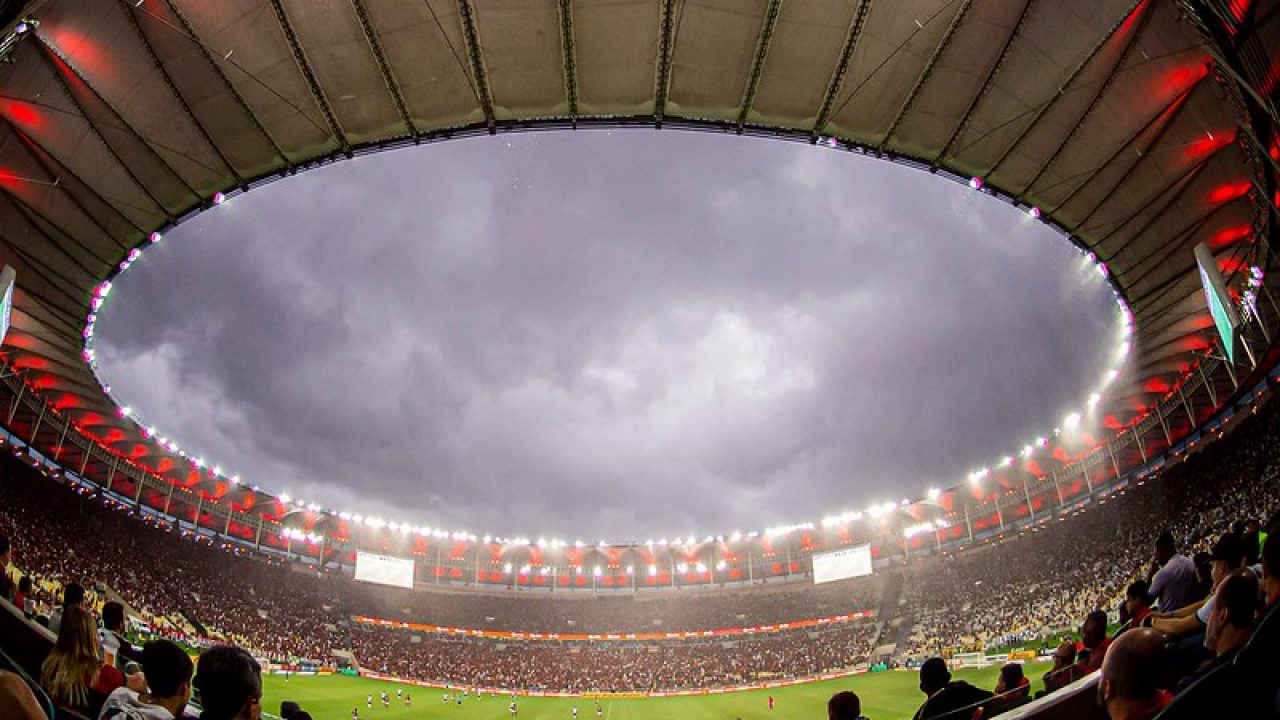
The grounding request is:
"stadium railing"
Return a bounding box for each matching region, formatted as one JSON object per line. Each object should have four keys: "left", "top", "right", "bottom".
{"left": 0, "top": 644, "right": 54, "bottom": 720}
{"left": 0, "top": 595, "right": 54, "bottom": 680}
{"left": 999, "top": 673, "right": 1105, "bottom": 720}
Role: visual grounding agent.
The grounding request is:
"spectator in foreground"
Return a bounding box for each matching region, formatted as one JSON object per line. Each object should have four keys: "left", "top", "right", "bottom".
{"left": 50, "top": 582, "right": 86, "bottom": 635}
{"left": 0, "top": 533, "right": 12, "bottom": 601}
{"left": 1148, "top": 531, "right": 1197, "bottom": 612}
{"left": 1176, "top": 568, "right": 1258, "bottom": 691}
{"left": 912, "top": 657, "right": 992, "bottom": 720}
{"left": 99, "top": 639, "right": 193, "bottom": 720}
{"left": 1118, "top": 580, "right": 1152, "bottom": 635}
{"left": 192, "top": 646, "right": 262, "bottom": 720}
{"left": 0, "top": 670, "right": 46, "bottom": 720}
{"left": 100, "top": 601, "right": 142, "bottom": 671}
{"left": 41, "top": 606, "right": 135, "bottom": 717}
{"left": 1039, "top": 641, "right": 1081, "bottom": 697}
{"left": 986, "top": 662, "right": 1031, "bottom": 716}
{"left": 1096, "top": 627, "right": 1171, "bottom": 720}
{"left": 15, "top": 575, "right": 33, "bottom": 615}
{"left": 1262, "top": 531, "right": 1280, "bottom": 608}
{"left": 1076, "top": 610, "right": 1111, "bottom": 674}
{"left": 827, "top": 690, "right": 867, "bottom": 720}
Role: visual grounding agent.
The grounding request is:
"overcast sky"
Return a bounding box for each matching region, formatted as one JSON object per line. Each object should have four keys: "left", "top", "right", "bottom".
{"left": 94, "top": 130, "right": 1120, "bottom": 541}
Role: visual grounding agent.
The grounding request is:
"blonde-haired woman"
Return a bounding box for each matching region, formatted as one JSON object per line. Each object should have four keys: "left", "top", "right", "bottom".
{"left": 40, "top": 605, "right": 139, "bottom": 716}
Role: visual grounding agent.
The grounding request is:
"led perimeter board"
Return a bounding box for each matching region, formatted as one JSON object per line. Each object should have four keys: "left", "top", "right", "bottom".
{"left": 812, "top": 544, "right": 873, "bottom": 584}
{"left": 354, "top": 551, "right": 415, "bottom": 589}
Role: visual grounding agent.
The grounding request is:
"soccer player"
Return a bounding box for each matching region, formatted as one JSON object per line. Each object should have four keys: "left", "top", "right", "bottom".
{"left": 510, "top": 700, "right": 518, "bottom": 715}
{"left": 595, "top": 700, "right": 603, "bottom": 717}
{"left": 572, "top": 706, "right": 578, "bottom": 718}
{"left": 381, "top": 691, "right": 389, "bottom": 708}
{"left": 768, "top": 695, "right": 775, "bottom": 710}
{"left": 352, "top": 708, "right": 359, "bottom": 720}
{"left": 404, "top": 692, "right": 411, "bottom": 707}
{"left": 366, "top": 694, "right": 372, "bottom": 709}
{"left": 396, "top": 688, "right": 402, "bottom": 699}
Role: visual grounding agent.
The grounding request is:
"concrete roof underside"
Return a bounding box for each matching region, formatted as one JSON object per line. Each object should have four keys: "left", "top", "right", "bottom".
{"left": 0, "top": 0, "right": 1277, "bottom": 530}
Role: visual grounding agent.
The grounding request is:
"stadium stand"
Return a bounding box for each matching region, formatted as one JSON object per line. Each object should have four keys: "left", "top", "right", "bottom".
{"left": 0, "top": 394, "right": 1277, "bottom": 704}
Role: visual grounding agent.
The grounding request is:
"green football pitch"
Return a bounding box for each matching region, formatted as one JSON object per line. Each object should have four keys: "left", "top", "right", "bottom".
{"left": 261, "top": 662, "right": 1051, "bottom": 720}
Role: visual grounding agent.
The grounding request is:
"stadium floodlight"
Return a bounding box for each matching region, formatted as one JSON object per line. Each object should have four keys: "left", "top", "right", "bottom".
{"left": 729, "top": 531, "right": 742, "bottom": 543}
{"left": 1021, "top": 445, "right": 1033, "bottom": 458}
{"left": 648, "top": 565, "right": 657, "bottom": 576}
{"left": 592, "top": 566, "right": 602, "bottom": 577}
{"left": 1087, "top": 393, "right": 1101, "bottom": 409}
{"left": 212, "top": 192, "right": 226, "bottom": 205}
{"left": 927, "top": 487, "right": 941, "bottom": 501}
{"left": 676, "top": 563, "right": 688, "bottom": 573}
{"left": 212, "top": 465, "right": 221, "bottom": 476}
{"left": 119, "top": 406, "right": 131, "bottom": 417}
{"left": 231, "top": 475, "right": 241, "bottom": 485}
{"left": 540, "top": 567, "right": 551, "bottom": 575}
{"left": 503, "top": 563, "right": 512, "bottom": 573}
{"left": 626, "top": 565, "right": 634, "bottom": 575}
{"left": 999, "top": 456, "right": 1013, "bottom": 467}
{"left": 1036, "top": 436, "right": 1048, "bottom": 447}
{"left": 194, "top": 457, "right": 205, "bottom": 468}
{"left": 482, "top": 535, "right": 491, "bottom": 544}
{"left": 685, "top": 536, "right": 695, "bottom": 546}
{"left": 574, "top": 540, "right": 584, "bottom": 548}
{"left": 969, "top": 176, "right": 983, "bottom": 190}
{"left": 644, "top": 539, "right": 654, "bottom": 547}
{"left": 149, "top": 231, "right": 162, "bottom": 244}
{"left": 520, "top": 565, "right": 530, "bottom": 574}
{"left": 575, "top": 566, "right": 583, "bottom": 575}
{"left": 715, "top": 560, "right": 726, "bottom": 571}
{"left": 1028, "top": 206, "right": 1042, "bottom": 219}
{"left": 695, "top": 563, "right": 707, "bottom": 573}
{"left": 1064, "top": 412, "right": 1081, "bottom": 429}
{"left": 278, "top": 493, "right": 291, "bottom": 504}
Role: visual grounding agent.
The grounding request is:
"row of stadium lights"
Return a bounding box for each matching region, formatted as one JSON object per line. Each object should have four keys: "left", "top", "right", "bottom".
{"left": 76, "top": 160, "right": 1267, "bottom": 547}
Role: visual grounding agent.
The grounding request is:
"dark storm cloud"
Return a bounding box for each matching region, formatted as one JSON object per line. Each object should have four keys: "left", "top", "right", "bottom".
{"left": 93, "top": 131, "right": 1119, "bottom": 540}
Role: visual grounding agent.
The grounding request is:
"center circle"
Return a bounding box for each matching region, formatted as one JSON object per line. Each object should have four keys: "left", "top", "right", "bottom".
{"left": 93, "top": 131, "right": 1118, "bottom": 541}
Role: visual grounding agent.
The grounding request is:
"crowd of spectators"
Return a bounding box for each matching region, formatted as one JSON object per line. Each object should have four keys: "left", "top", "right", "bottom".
{"left": 0, "top": 391, "right": 1278, "bottom": 709}
{"left": 350, "top": 620, "right": 876, "bottom": 692}
{"left": 346, "top": 573, "right": 881, "bottom": 634}
{"left": 900, "top": 399, "right": 1280, "bottom": 658}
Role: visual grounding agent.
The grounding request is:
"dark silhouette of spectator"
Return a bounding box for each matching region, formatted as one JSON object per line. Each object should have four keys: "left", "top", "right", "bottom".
{"left": 100, "top": 638, "right": 194, "bottom": 719}
{"left": 1263, "top": 531, "right": 1280, "bottom": 607}
{"left": 192, "top": 646, "right": 261, "bottom": 720}
{"left": 1096, "top": 627, "right": 1171, "bottom": 720}
{"left": 1176, "top": 568, "right": 1258, "bottom": 692}
{"left": 827, "top": 690, "right": 866, "bottom": 720}
{"left": 985, "top": 662, "right": 1031, "bottom": 716}
{"left": 911, "top": 657, "right": 992, "bottom": 720}
{"left": 1039, "top": 641, "right": 1082, "bottom": 697}
{"left": 1117, "top": 580, "right": 1151, "bottom": 635}
{"left": 50, "top": 582, "right": 86, "bottom": 636}
{"left": 0, "top": 533, "right": 12, "bottom": 602}
{"left": 1076, "top": 610, "right": 1111, "bottom": 674}
{"left": 14, "top": 575, "right": 32, "bottom": 615}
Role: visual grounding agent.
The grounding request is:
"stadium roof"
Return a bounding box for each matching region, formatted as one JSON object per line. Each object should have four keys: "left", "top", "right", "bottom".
{"left": 0, "top": 0, "right": 1276, "bottom": 536}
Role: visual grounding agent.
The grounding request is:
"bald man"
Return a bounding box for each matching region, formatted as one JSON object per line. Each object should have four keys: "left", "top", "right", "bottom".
{"left": 1097, "top": 628, "right": 1172, "bottom": 720}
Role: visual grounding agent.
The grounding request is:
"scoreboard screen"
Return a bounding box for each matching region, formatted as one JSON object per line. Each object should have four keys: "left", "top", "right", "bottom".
{"left": 354, "top": 551, "right": 415, "bottom": 589}
{"left": 812, "top": 544, "right": 873, "bottom": 584}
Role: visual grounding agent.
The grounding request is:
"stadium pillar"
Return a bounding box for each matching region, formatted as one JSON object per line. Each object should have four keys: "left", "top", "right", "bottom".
{"left": 747, "top": 544, "right": 754, "bottom": 583}
{"left": 195, "top": 494, "right": 204, "bottom": 530}
{"left": 1083, "top": 460, "right": 1094, "bottom": 495}
{"left": 53, "top": 420, "right": 68, "bottom": 461}
{"left": 106, "top": 456, "right": 119, "bottom": 493}
{"left": 1222, "top": 355, "right": 1238, "bottom": 390}
{"left": 435, "top": 545, "right": 442, "bottom": 585}
{"left": 255, "top": 516, "right": 264, "bottom": 550}
{"left": 224, "top": 506, "right": 233, "bottom": 536}
{"left": 1200, "top": 365, "right": 1218, "bottom": 408}
{"left": 1050, "top": 468, "right": 1063, "bottom": 506}
{"left": 7, "top": 380, "right": 24, "bottom": 425}
{"left": 994, "top": 500, "right": 1004, "bottom": 531}
{"left": 1157, "top": 406, "right": 1173, "bottom": 445}
{"left": 28, "top": 403, "right": 45, "bottom": 444}
{"left": 1021, "top": 475, "right": 1034, "bottom": 521}
{"left": 963, "top": 504, "right": 973, "bottom": 542}
{"left": 163, "top": 483, "right": 174, "bottom": 517}
{"left": 1107, "top": 442, "right": 1121, "bottom": 480}
{"left": 1178, "top": 386, "right": 1194, "bottom": 426}
{"left": 1134, "top": 426, "right": 1148, "bottom": 463}
{"left": 132, "top": 467, "right": 145, "bottom": 506}
{"left": 79, "top": 444, "right": 91, "bottom": 479}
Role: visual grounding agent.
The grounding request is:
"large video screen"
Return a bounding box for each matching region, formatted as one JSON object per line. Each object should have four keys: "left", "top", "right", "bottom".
{"left": 812, "top": 544, "right": 873, "bottom": 584}
{"left": 354, "top": 551, "right": 415, "bottom": 589}
{"left": 1194, "top": 242, "right": 1241, "bottom": 364}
